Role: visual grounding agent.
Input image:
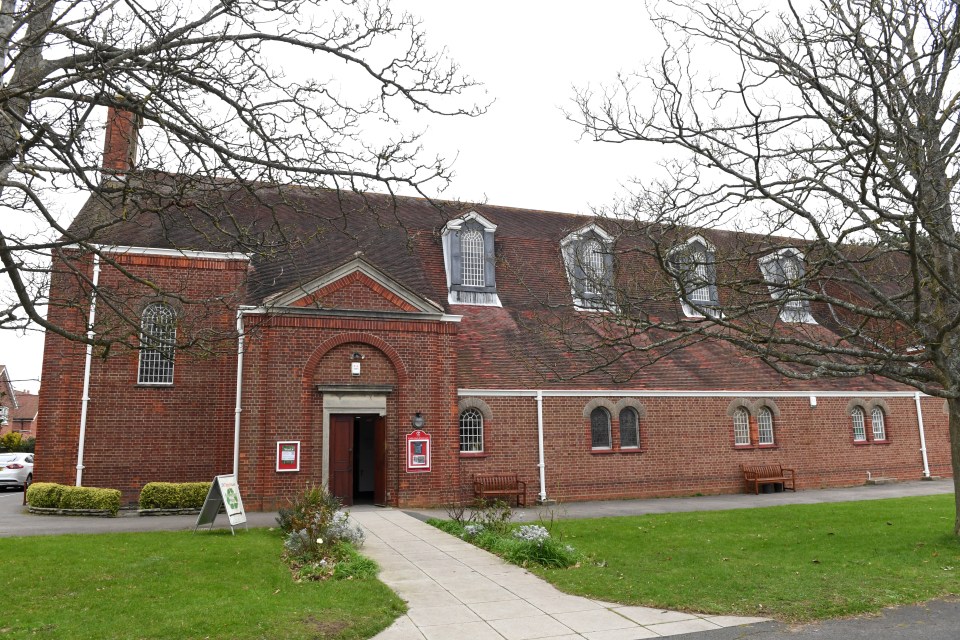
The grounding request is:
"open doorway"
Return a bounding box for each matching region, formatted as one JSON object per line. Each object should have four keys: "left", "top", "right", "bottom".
{"left": 329, "top": 413, "right": 386, "bottom": 506}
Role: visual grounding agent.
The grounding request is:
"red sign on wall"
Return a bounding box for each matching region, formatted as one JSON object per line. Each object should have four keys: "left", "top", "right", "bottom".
{"left": 405, "top": 430, "right": 431, "bottom": 473}
{"left": 276, "top": 441, "right": 300, "bottom": 472}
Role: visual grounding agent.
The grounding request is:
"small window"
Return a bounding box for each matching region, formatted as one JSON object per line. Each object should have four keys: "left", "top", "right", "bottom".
{"left": 619, "top": 408, "right": 639, "bottom": 449}
{"left": 851, "top": 407, "right": 866, "bottom": 442}
{"left": 459, "top": 408, "right": 484, "bottom": 453}
{"left": 757, "top": 407, "right": 774, "bottom": 445}
{"left": 871, "top": 407, "right": 886, "bottom": 441}
{"left": 0, "top": 406, "right": 7, "bottom": 425}
{"left": 591, "top": 407, "right": 612, "bottom": 449}
{"left": 138, "top": 302, "right": 177, "bottom": 385}
{"left": 733, "top": 407, "right": 750, "bottom": 446}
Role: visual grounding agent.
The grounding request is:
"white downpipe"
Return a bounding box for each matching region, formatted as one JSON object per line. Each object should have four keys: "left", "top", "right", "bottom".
{"left": 915, "top": 392, "right": 931, "bottom": 478}
{"left": 536, "top": 390, "right": 547, "bottom": 503}
{"left": 76, "top": 254, "right": 101, "bottom": 486}
{"left": 233, "top": 309, "right": 245, "bottom": 478}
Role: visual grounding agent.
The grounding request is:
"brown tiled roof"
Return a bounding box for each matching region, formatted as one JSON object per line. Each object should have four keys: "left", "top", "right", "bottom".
{"left": 68, "top": 181, "right": 911, "bottom": 392}
{"left": 11, "top": 392, "right": 37, "bottom": 422}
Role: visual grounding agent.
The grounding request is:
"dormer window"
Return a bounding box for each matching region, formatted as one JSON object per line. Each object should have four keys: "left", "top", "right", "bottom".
{"left": 561, "top": 224, "right": 615, "bottom": 311}
{"left": 758, "top": 248, "right": 816, "bottom": 324}
{"left": 668, "top": 236, "right": 719, "bottom": 317}
{"left": 442, "top": 212, "right": 500, "bottom": 306}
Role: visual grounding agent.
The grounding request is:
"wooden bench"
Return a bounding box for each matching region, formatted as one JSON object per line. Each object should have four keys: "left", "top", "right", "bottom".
{"left": 740, "top": 464, "right": 797, "bottom": 495}
{"left": 473, "top": 474, "right": 527, "bottom": 507}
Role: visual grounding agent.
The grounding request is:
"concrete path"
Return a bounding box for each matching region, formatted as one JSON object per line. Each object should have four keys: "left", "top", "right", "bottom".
{"left": 352, "top": 508, "right": 766, "bottom": 640}
{"left": 405, "top": 478, "right": 955, "bottom": 522}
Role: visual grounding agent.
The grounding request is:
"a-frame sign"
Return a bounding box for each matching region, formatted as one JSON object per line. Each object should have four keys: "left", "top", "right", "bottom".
{"left": 194, "top": 474, "right": 248, "bottom": 535}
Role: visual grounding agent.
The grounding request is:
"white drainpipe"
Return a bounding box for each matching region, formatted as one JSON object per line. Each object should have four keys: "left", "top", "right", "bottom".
{"left": 233, "top": 309, "right": 245, "bottom": 478}
{"left": 536, "top": 390, "right": 547, "bottom": 502}
{"left": 914, "top": 392, "right": 931, "bottom": 478}
{"left": 76, "top": 253, "right": 101, "bottom": 486}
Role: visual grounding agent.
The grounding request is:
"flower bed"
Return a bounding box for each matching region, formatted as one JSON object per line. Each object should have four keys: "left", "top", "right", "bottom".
{"left": 429, "top": 500, "right": 580, "bottom": 569}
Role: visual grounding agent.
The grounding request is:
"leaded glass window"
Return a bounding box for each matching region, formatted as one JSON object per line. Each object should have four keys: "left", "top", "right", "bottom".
{"left": 459, "top": 408, "right": 484, "bottom": 452}
{"left": 138, "top": 302, "right": 176, "bottom": 385}
{"left": 591, "top": 407, "right": 611, "bottom": 449}
{"left": 619, "top": 408, "right": 639, "bottom": 448}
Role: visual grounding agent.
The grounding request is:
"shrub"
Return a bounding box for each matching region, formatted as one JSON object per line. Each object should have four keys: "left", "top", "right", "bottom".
{"left": 474, "top": 499, "right": 514, "bottom": 535}
{"left": 26, "top": 482, "right": 64, "bottom": 508}
{"left": 139, "top": 482, "right": 210, "bottom": 509}
{"left": 278, "top": 484, "right": 371, "bottom": 582}
{"left": 59, "top": 486, "right": 122, "bottom": 515}
{"left": 0, "top": 431, "right": 23, "bottom": 452}
{"left": 28, "top": 483, "right": 121, "bottom": 515}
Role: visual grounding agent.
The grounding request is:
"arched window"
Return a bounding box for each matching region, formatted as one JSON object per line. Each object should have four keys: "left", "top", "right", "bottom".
{"left": 851, "top": 406, "right": 866, "bottom": 442}
{"left": 757, "top": 407, "right": 775, "bottom": 445}
{"left": 590, "top": 407, "right": 611, "bottom": 449}
{"left": 619, "top": 408, "right": 639, "bottom": 449}
{"left": 582, "top": 239, "right": 605, "bottom": 296}
{"left": 733, "top": 407, "right": 750, "bottom": 446}
{"left": 459, "top": 408, "right": 484, "bottom": 452}
{"left": 460, "top": 228, "right": 485, "bottom": 287}
{"left": 138, "top": 302, "right": 176, "bottom": 385}
{"left": 871, "top": 407, "right": 886, "bottom": 441}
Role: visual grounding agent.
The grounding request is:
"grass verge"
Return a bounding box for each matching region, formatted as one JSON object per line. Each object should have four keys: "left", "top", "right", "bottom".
{"left": 0, "top": 528, "right": 404, "bottom": 639}
{"left": 530, "top": 495, "right": 960, "bottom": 622}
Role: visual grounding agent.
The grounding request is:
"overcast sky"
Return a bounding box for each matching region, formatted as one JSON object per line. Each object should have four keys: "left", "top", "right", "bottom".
{"left": 0, "top": 1, "right": 664, "bottom": 394}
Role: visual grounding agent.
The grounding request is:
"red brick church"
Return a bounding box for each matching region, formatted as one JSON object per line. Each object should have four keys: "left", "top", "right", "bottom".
{"left": 34, "top": 111, "right": 952, "bottom": 509}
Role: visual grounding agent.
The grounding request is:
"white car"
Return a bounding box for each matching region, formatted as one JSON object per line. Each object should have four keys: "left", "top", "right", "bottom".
{"left": 0, "top": 452, "right": 33, "bottom": 490}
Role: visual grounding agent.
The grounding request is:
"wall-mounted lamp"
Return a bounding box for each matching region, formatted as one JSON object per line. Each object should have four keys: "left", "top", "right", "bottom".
{"left": 412, "top": 412, "right": 425, "bottom": 429}
{"left": 351, "top": 352, "right": 364, "bottom": 361}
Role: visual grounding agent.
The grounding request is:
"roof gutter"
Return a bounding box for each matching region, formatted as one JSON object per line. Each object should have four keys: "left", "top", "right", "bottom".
{"left": 76, "top": 253, "right": 101, "bottom": 486}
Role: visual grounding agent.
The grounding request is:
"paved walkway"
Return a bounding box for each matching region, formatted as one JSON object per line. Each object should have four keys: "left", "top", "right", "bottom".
{"left": 352, "top": 508, "right": 766, "bottom": 640}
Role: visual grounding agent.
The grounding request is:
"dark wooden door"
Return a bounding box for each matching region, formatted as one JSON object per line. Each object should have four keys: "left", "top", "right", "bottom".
{"left": 374, "top": 416, "right": 386, "bottom": 506}
{"left": 330, "top": 415, "right": 354, "bottom": 506}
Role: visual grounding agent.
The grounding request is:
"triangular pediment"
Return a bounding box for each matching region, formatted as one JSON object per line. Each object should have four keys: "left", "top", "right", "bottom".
{"left": 264, "top": 256, "right": 444, "bottom": 314}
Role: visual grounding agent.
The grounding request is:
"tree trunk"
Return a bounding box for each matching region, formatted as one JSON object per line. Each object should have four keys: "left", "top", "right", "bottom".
{"left": 949, "top": 399, "right": 960, "bottom": 535}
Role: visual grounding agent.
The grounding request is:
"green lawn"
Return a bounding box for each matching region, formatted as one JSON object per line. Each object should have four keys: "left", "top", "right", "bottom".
{"left": 0, "top": 528, "right": 404, "bottom": 639}
{"left": 531, "top": 495, "right": 960, "bottom": 622}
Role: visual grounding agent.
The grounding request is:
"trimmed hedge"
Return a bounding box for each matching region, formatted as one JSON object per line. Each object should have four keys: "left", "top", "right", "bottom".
{"left": 139, "top": 482, "right": 210, "bottom": 510}
{"left": 26, "top": 483, "right": 121, "bottom": 515}
{"left": 25, "top": 483, "right": 64, "bottom": 508}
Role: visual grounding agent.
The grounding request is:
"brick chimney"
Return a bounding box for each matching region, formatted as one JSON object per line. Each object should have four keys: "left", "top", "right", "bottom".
{"left": 101, "top": 106, "right": 141, "bottom": 175}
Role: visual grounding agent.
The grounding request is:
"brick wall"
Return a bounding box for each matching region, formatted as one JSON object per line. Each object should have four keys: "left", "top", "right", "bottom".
{"left": 35, "top": 252, "right": 246, "bottom": 502}
{"left": 456, "top": 394, "right": 951, "bottom": 504}
{"left": 237, "top": 315, "right": 460, "bottom": 510}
